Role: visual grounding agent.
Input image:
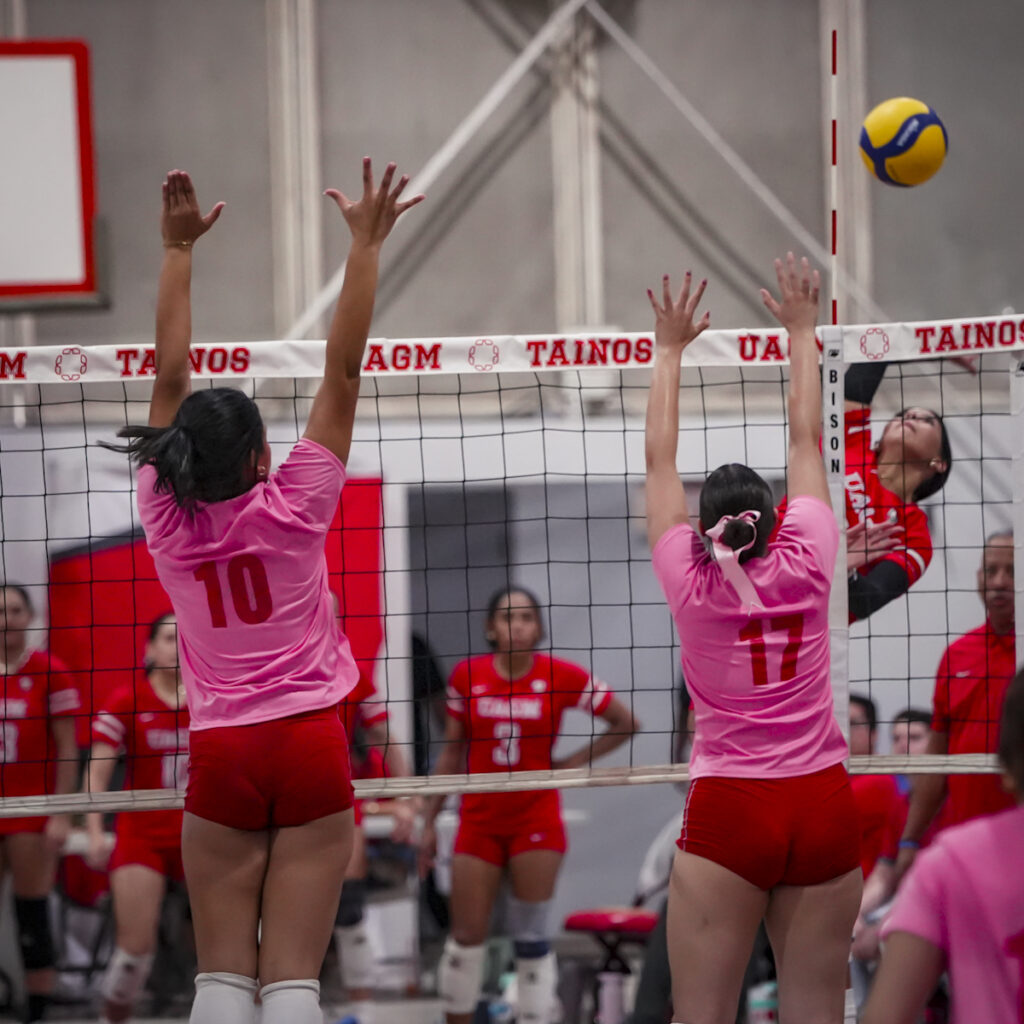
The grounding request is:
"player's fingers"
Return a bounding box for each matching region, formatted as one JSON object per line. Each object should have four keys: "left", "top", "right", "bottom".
{"left": 675, "top": 270, "right": 692, "bottom": 308}
{"left": 202, "top": 202, "right": 226, "bottom": 228}
{"left": 760, "top": 288, "right": 780, "bottom": 317}
{"left": 688, "top": 277, "right": 708, "bottom": 312}
{"left": 396, "top": 193, "right": 426, "bottom": 214}
{"left": 800, "top": 257, "right": 812, "bottom": 292}
{"left": 389, "top": 172, "right": 409, "bottom": 201}
{"left": 772, "top": 257, "right": 786, "bottom": 294}
{"left": 324, "top": 188, "right": 350, "bottom": 211}
{"left": 646, "top": 288, "right": 660, "bottom": 314}
{"left": 361, "top": 156, "right": 373, "bottom": 196}
{"left": 378, "top": 161, "right": 397, "bottom": 198}
{"left": 662, "top": 274, "right": 672, "bottom": 309}
{"left": 785, "top": 251, "right": 798, "bottom": 291}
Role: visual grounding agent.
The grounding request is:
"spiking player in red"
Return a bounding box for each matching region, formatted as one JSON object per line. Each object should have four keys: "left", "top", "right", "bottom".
{"left": 0, "top": 583, "right": 80, "bottom": 1023}
{"left": 775, "top": 358, "right": 953, "bottom": 622}
{"left": 420, "top": 586, "right": 638, "bottom": 1024}
{"left": 85, "top": 612, "right": 189, "bottom": 1024}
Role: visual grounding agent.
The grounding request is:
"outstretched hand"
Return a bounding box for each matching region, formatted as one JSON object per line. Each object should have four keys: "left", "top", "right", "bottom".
{"left": 161, "top": 170, "right": 224, "bottom": 246}
{"left": 847, "top": 517, "right": 904, "bottom": 572}
{"left": 647, "top": 271, "right": 710, "bottom": 353}
{"left": 325, "top": 157, "right": 425, "bottom": 248}
{"left": 760, "top": 252, "right": 820, "bottom": 334}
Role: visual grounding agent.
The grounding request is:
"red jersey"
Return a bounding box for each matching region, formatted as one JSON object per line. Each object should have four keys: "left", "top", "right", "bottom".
{"left": 932, "top": 621, "right": 1016, "bottom": 826}
{"left": 447, "top": 653, "right": 612, "bottom": 825}
{"left": 844, "top": 406, "right": 932, "bottom": 585}
{"left": 850, "top": 773, "right": 903, "bottom": 877}
{"left": 338, "top": 670, "right": 388, "bottom": 740}
{"left": 0, "top": 650, "right": 80, "bottom": 798}
{"left": 92, "top": 678, "right": 190, "bottom": 845}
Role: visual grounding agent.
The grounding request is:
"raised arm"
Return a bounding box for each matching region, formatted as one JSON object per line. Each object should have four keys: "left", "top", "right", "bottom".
{"left": 149, "top": 170, "right": 224, "bottom": 428}
{"left": 761, "top": 254, "right": 829, "bottom": 506}
{"left": 304, "top": 158, "right": 424, "bottom": 463}
{"left": 644, "top": 272, "right": 710, "bottom": 549}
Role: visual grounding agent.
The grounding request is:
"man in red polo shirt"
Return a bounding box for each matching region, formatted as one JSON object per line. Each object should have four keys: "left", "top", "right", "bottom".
{"left": 896, "top": 531, "right": 1015, "bottom": 880}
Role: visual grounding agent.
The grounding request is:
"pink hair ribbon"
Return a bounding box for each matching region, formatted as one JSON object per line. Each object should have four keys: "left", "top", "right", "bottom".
{"left": 705, "top": 510, "right": 763, "bottom": 613}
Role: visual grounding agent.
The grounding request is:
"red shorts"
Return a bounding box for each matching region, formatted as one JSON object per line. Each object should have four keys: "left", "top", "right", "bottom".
{"left": 109, "top": 831, "right": 185, "bottom": 883}
{"left": 0, "top": 815, "right": 47, "bottom": 837}
{"left": 679, "top": 762, "right": 861, "bottom": 890}
{"left": 454, "top": 815, "right": 567, "bottom": 867}
{"left": 186, "top": 706, "right": 354, "bottom": 831}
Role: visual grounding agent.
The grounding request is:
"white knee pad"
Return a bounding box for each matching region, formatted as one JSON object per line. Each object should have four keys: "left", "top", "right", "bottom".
{"left": 439, "top": 938, "right": 486, "bottom": 1015}
{"left": 335, "top": 922, "right": 375, "bottom": 990}
{"left": 189, "top": 972, "right": 258, "bottom": 1024}
{"left": 516, "top": 950, "right": 557, "bottom": 1024}
{"left": 259, "top": 978, "right": 321, "bottom": 1024}
{"left": 101, "top": 947, "right": 154, "bottom": 1009}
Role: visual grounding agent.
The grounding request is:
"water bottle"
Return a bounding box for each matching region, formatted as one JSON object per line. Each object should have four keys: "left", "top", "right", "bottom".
{"left": 747, "top": 979, "right": 778, "bottom": 1023}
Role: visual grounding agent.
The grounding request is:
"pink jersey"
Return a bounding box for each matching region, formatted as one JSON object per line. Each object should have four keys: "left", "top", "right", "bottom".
{"left": 652, "top": 495, "right": 847, "bottom": 779}
{"left": 882, "top": 805, "right": 1024, "bottom": 1022}
{"left": 137, "top": 438, "right": 359, "bottom": 730}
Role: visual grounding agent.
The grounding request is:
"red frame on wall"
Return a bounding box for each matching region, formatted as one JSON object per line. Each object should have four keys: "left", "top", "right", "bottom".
{"left": 0, "top": 39, "right": 99, "bottom": 306}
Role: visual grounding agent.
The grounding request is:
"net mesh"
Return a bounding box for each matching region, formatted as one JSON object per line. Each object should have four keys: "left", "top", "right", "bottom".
{"left": 0, "top": 320, "right": 1017, "bottom": 815}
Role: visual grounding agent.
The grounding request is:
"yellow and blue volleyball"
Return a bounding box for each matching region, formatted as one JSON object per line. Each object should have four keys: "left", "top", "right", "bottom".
{"left": 859, "top": 97, "right": 947, "bottom": 187}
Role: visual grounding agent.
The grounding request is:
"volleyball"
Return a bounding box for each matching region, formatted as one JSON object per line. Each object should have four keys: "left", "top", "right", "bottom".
{"left": 859, "top": 97, "right": 947, "bottom": 187}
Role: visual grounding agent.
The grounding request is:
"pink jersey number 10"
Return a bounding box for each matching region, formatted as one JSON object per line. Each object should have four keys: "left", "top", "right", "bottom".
{"left": 194, "top": 555, "right": 274, "bottom": 628}
{"left": 739, "top": 613, "right": 804, "bottom": 687}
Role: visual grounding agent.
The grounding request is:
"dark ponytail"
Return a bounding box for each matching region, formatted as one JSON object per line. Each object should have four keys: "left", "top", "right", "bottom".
{"left": 699, "top": 463, "right": 776, "bottom": 563}
{"left": 102, "top": 388, "right": 265, "bottom": 514}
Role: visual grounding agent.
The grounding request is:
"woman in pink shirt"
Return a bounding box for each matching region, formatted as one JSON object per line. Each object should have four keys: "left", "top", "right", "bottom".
{"left": 862, "top": 666, "right": 1024, "bottom": 1024}
{"left": 103, "top": 162, "right": 422, "bottom": 1024}
{"left": 645, "top": 256, "right": 862, "bottom": 1023}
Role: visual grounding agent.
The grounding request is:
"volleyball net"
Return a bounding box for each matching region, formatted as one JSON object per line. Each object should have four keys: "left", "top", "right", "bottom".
{"left": 0, "top": 312, "right": 1020, "bottom": 815}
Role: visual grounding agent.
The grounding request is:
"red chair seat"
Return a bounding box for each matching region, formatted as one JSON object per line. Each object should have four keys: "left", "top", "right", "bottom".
{"left": 564, "top": 907, "right": 659, "bottom": 937}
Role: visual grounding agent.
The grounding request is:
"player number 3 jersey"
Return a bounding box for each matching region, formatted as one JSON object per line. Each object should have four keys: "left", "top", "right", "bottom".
{"left": 447, "top": 653, "right": 612, "bottom": 822}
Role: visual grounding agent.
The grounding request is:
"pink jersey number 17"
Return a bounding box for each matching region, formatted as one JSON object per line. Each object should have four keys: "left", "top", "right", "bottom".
{"left": 739, "top": 613, "right": 804, "bottom": 687}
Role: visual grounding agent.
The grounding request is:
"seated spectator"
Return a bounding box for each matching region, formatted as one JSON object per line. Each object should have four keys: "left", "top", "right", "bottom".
{"left": 0, "top": 583, "right": 81, "bottom": 1022}
{"left": 891, "top": 707, "right": 931, "bottom": 757}
{"left": 861, "top": 666, "right": 1024, "bottom": 1024}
